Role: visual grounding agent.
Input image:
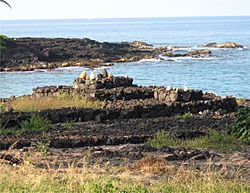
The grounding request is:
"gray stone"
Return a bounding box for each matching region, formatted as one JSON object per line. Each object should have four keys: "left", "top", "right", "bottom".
{"left": 99, "top": 68, "right": 108, "bottom": 78}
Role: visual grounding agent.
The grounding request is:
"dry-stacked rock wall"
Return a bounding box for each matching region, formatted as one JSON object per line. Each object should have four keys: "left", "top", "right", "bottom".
{"left": 154, "top": 88, "right": 203, "bottom": 102}
{"left": 33, "top": 85, "right": 154, "bottom": 101}
{"left": 1, "top": 96, "right": 237, "bottom": 129}
{"left": 10, "top": 74, "right": 236, "bottom": 129}
{"left": 73, "top": 76, "right": 133, "bottom": 90}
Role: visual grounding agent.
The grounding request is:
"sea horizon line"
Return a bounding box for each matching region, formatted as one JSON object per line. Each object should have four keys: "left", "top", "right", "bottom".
{"left": 1, "top": 15, "right": 250, "bottom": 22}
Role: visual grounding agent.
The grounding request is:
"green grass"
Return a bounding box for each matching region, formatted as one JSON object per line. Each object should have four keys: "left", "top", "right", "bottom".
{"left": 148, "top": 131, "right": 244, "bottom": 153}
{"left": 63, "top": 118, "right": 77, "bottom": 129}
{"left": 178, "top": 112, "right": 193, "bottom": 119}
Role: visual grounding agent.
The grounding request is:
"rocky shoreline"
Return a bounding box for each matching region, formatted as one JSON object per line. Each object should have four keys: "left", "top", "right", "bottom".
{"left": 0, "top": 37, "right": 244, "bottom": 72}
{"left": 0, "top": 38, "right": 163, "bottom": 71}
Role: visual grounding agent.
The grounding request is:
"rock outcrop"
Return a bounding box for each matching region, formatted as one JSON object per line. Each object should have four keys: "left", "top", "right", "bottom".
{"left": 204, "top": 42, "right": 243, "bottom": 48}
{"left": 129, "top": 41, "right": 152, "bottom": 49}
{"left": 0, "top": 38, "right": 165, "bottom": 71}
{"left": 163, "top": 49, "right": 211, "bottom": 57}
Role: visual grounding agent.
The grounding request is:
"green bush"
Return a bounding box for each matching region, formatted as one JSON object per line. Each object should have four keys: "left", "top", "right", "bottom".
{"left": 178, "top": 112, "right": 193, "bottom": 119}
{"left": 230, "top": 107, "right": 250, "bottom": 144}
{"left": 32, "top": 141, "right": 50, "bottom": 156}
{"left": 0, "top": 34, "right": 10, "bottom": 50}
{"left": 20, "top": 114, "right": 51, "bottom": 132}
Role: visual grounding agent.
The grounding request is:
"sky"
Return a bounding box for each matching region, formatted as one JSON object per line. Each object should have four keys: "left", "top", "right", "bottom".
{"left": 0, "top": 0, "right": 250, "bottom": 20}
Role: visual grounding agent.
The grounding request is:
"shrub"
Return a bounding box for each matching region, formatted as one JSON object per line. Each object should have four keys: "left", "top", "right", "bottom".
{"left": 32, "top": 141, "right": 50, "bottom": 156}
{"left": 230, "top": 107, "right": 250, "bottom": 144}
{"left": 0, "top": 34, "right": 10, "bottom": 50}
{"left": 20, "top": 114, "right": 51, "bottom": 132}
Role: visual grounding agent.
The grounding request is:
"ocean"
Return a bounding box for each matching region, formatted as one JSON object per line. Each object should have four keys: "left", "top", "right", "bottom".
{"left": 0, "top": 16, "right": 250, "bottom": 98}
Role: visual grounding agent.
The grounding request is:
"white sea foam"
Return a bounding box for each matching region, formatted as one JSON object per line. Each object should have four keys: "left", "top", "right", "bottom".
{"left": 56, "top": 66, "right": 83, "bottom": 70}
{"left": 33, "top": 69, "right": 47, "bottom": 72}
{"left": 138, "top": 58, "right": 162, "bottom": 62}
{"left": 158, "top": 55, "right": 182, "bottom": 62}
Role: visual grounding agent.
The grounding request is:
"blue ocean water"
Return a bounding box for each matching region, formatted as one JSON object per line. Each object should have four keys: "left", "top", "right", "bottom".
{"left": 0, "top": 16, "right": 250, "bottom": 98}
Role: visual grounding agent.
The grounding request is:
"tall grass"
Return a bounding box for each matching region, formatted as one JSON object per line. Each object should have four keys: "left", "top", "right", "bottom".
{"left": 0, "top": 160, "right": 248, "bottom": 193}
{"left": 6, "top": 96, "right": 105, "bottom": 112}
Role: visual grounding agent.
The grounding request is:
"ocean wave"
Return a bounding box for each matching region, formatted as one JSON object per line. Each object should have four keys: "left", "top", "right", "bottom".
{"left": 56, "top": 66, "right": 85, "bottom": 70}
{"left": 159, "top": 55, "right": 214, "bottom": 61}
{"left": 158, "top": 55, "right": 182, "bottom": 62}
{"left": 137, "top": 58, "right": 163, "bottom": 62}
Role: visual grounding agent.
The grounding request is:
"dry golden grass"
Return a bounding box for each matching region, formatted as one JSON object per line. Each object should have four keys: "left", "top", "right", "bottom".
{"left": 5, "top": 96, "right": 105, "bottom": 112}
{"left": 0, "top": 155, "right": 249, "bottom": 193}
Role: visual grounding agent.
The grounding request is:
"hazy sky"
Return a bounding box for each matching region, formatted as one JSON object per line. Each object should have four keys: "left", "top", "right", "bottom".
{"left": 0, "top": 0, "right": 250, "bottom": 20}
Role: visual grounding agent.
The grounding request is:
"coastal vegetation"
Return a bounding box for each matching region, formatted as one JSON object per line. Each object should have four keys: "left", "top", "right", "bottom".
{"left": 148, "top": 130, "right": 244, "bottom": 153}
{"left": 3, "top": 95, "right": 105, "bottom": 112}
{"left": 0, "top": 34, "right": 9, "bottom": 50}
{"left": 0, "top": 113, "right": 51, "bottom": 135}
{"left": 20, "top": 113, "right": 51, "bottom": 133}
{"left": 0, "top": 160, "right": 249, "bottom": 193}
{"left": 178, "top": 112, "right": 193, "bottom": 120}
{"left": 230, "top": 107, "right": 250, "bottom": 144}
